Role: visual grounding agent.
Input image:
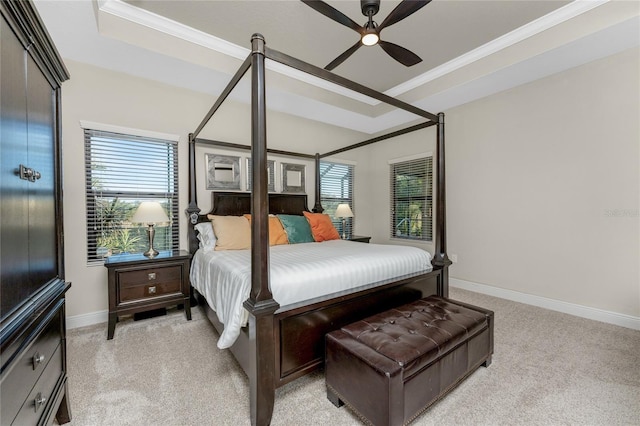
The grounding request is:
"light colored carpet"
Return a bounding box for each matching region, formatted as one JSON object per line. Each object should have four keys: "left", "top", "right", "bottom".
{"left": 61, "top": 288, "right": 640, "bottom": 425}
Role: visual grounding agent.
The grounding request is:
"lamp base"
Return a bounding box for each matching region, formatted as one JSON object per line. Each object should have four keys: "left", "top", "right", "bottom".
{"left": 144, "top": 224, "right": 159, "bottom": 257}
{"left": 143, "top": 248, "right": 159, "bottom": 258}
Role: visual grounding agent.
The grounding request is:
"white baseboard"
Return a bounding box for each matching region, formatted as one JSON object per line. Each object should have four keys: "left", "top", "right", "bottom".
{"left": 450, "top": 278, "right": 640, "bottom": 331}
{"left": 67, "top": 310, "right": 108, "bottom": 330}
{"left": 67, "top": 281, "right": 640, "bottom": 331}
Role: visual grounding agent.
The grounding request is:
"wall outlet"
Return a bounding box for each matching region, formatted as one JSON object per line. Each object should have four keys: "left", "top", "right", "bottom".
{"left": 450, "top": 254, "right": 458, "bottom": 263}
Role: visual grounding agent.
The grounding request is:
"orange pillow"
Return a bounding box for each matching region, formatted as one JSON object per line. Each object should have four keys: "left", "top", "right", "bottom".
{"left": 303, "top": 211, "right": 340, "bottom": 242}
{"left": 243, "top": 214, "right": 289, "bottom": 246}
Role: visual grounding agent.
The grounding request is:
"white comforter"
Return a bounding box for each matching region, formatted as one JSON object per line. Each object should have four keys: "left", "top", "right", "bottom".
{"left": 190, "top": 240, "right": 432, "bottom": 348}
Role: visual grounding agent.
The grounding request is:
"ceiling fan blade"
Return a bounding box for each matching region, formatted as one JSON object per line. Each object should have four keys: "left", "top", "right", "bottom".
{"left": 301, "top": 0, "right": 364, "bottom": 34}
{"left": 378, "top": 40, "right": 422, "bottom": 67}
{"left": 378, "top": 0, "right": 431, "bottom": 32}
{"left": 325, "top": 41, "right": 363, "bottom": 71}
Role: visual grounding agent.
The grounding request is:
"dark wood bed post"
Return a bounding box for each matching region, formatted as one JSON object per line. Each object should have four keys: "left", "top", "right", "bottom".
{"left": 313, "top": 153, "right": 324, "bottom": 213}
{"left": 243, "top": 33, "right": 280, "bottom": 426}
{"left": 185, "top": 133, "right": 201, "bottom": 252}
{"left": 431, "top": 112, "right": 451, "bottom": 297}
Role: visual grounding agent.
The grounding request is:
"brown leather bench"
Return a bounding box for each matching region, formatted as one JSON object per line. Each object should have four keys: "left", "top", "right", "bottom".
{"left": 325, "top": 295, "right": 494, "bottom": 426}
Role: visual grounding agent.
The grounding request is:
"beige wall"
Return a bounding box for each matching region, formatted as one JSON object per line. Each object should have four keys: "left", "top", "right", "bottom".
{"left": 358, "top": 48, "right": 639, "bottom": 319}
{"left": 60, "top": 60, "right": 363, "bottom": 321}
{"left": 442, "top": 47, "right": 638, "bottom": 317}
{"left": 62, "top": 46, "right": 639, "bottom": 325}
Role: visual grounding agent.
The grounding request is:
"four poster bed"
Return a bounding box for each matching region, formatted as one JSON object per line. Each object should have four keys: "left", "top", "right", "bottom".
{"left": 186, "top": 34, "right": 452, "bottom": 425}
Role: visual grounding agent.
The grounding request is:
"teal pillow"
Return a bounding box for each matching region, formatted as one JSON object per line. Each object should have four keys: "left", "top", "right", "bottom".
{"left": 277, "top": 214, "right": 315, "bottom": 244}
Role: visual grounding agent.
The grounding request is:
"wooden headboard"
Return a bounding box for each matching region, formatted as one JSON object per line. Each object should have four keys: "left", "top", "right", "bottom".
{"left": 188, "top": 191, "right": 309, "bottom": 253}
{"left": 208, "top": 192, "right": 309, "bottom": 216}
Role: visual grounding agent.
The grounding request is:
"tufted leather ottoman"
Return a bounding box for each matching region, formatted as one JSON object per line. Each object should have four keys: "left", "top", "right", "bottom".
{"left": 325, "top": 295, "right": 494, "bottom": 426}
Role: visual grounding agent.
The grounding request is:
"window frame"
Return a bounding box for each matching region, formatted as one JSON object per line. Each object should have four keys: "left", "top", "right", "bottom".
{"left": 319, "top": 160, "right": 355, "bottom": 238}
{"left": 83, "top": 125, "right": 179, "bottom": 264}
{"left": 389, "top": 154, "right": 433, "bottom": 242}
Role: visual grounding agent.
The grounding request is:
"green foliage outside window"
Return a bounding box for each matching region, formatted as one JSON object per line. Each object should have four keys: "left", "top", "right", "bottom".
{"left": 93, "top": 197, "right": 172, "bottom": 257}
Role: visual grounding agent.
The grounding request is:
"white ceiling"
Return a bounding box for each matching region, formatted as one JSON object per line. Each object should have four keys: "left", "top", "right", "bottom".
{"left": 34, "top": 0, "right": 640, "bottom": 134}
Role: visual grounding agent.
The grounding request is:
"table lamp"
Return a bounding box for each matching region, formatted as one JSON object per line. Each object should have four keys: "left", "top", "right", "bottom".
{"left": 335, "top": 203, "right": 353, "bottom": 240}
{"left": 132, "top": 201, "right": 169, "bottom": 257}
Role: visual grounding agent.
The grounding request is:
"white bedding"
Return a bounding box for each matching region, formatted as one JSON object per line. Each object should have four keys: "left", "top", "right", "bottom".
{"left": 190, "top": 240, "right": 432, "bottom": 349}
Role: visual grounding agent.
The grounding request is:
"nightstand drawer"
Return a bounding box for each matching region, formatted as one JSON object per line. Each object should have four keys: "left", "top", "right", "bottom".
{"left": 118, "top": 265, "right": 182, "bottom": 303}
{"left": 105, "top": 250, "right": 192, "bottom": 339}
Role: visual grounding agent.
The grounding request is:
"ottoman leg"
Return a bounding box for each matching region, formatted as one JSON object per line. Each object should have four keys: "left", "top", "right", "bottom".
{"left": 483, "top": 355, "right": 492, "bottom": 367}
{"left": 327, "top": 387, "right": 344, "bottom": 408}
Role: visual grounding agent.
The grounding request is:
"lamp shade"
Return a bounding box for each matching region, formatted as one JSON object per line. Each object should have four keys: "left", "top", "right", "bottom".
{"left": 131, "top": 201, "right": 169, "bottom": 224}
{"left": 335, "top": 204, "right": 354, "bottom": 219}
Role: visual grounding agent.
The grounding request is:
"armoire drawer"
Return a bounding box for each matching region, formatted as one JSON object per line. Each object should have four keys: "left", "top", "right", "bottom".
{"left": 0, "top": 308, "right": 62, "bottom": 425}
{"left": 12, "top": 344, "right": 63, "bottom": 426}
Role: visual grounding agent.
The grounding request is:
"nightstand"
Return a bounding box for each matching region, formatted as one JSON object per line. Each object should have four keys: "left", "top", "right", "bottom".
{"left": 348, "top": 235, "right": 371, "bottom": 243}
{"left": 104, "top": 250, "right": 192, "bottom": 339}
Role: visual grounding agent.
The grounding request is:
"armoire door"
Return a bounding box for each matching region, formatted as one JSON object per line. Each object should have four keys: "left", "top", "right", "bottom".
{"left": 26, "top": 53, "right": 58, "bottom": 291}
{"left": 0, "top": 12, "right": 58, "bottom": 319}
{"left": 0, "top": 13, "right": 30, "bottom": 317}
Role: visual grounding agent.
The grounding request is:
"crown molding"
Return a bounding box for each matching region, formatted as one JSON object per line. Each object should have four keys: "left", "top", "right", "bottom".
{"left": 97, "top": 0, "right": 609, "bottom": 108}
{"left": 97, "top": 0, "right": 379, "bottom": 106}
{"left": 385, "top": 0, "right": 609, "bottom": 97}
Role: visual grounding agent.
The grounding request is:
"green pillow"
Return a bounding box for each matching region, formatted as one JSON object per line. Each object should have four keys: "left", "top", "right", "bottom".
{"left": 277, "top": 214, "right": 315, "bottom": 244}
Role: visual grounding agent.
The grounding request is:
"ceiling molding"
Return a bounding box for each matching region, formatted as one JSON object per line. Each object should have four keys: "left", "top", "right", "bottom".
{"left": 97, "top": 0, "right": 246, "bottom": 60}
{"left": 385, "top": 0, "right": 609, "bottom": 97}
{"left": 98, "top": 0, "right": 609, "bottom": 109}
{"left": 97, "top": 0, "right": 379, "bottom": 106}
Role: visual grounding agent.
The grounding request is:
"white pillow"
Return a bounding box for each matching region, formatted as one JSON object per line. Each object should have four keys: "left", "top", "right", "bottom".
{"left": 194, "top": 222, "right": 216, "bottom": 251}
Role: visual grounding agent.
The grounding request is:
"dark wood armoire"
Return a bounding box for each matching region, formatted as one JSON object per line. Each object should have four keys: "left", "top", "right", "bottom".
{"left": 0, "top": 0, "right": 71, "bottom": 424}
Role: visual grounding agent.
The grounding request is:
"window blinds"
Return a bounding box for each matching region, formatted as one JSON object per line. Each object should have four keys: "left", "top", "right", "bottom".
{"left": 84, "top": 129, "right": 179, "bottom": 263}
{"left": 320, "top": 161, "right": 354, "bottom": 237}
{"left": 389, "top": 156, "right": 433, "bottom": 241}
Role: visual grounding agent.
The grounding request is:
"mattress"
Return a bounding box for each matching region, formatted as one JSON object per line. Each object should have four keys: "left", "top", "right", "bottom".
{"left": 190, "top": 240, "right": 432, "bottom": 349}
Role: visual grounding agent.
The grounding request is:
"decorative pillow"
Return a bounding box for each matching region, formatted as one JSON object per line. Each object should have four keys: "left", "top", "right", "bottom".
{"left": 243, "top": 214, "right": 289, "bottom": 246}
{"left": 207, "top": 215, "right": 251, "bottom": 250}
{"left": 303, "top": 211, "right": 340, "bottom": 242}
{"left": 194, "top": 222, "right": 216, "bottom": 251}
{"left": 277, "top": 214, "right": 315, "bottom": 244}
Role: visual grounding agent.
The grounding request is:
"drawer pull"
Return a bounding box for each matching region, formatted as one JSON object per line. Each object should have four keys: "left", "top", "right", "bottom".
{"left": 32, "top": 352, "right": 45, "bottom": 369}
{"left": 148, "top": 286, "right": 157, "bottom": 294}
{"left": 148, "top": 272, "right": 156, "bottom": 280}
{"left": 34, "top": 393, "right": 47, "bottom": 412}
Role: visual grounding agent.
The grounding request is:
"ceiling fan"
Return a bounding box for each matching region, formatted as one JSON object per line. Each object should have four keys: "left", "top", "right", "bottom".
{"left": 301, "top": 0, "right": 431, "bottom": 70}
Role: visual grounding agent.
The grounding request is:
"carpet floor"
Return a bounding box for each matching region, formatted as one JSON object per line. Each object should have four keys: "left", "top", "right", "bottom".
{"left": 61, "top": 288, "right": 640, "bottom": 425}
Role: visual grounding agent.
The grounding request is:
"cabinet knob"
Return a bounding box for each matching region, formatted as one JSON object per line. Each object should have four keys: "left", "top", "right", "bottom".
{"left": 32, "top": 352, "right": 45, "bottom": 369}
{"left": 148, "top": 286, "right": 157, "bottom": 294}
{"left": 148, "top": 272, "right": 156, "bottom": 280}
{"left": 34, "top": 393, "right": 48, "bottom": 412}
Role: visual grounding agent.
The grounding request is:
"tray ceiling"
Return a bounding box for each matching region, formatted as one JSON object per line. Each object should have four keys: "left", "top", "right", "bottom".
{"left": 34, "top": 0, "right": 639, "bottom": 134}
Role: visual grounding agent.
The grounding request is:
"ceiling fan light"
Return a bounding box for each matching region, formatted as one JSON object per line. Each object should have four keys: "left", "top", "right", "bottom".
{"left": 362, "top": 31, "right": 379, "bottom": 46}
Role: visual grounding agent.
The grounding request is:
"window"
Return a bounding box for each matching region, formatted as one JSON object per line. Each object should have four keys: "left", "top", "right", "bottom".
{"left": 390, "top": 155, "right": 433, "bottom": 241}
{"left": 84, "top": 129, "right": 179, "bottom": 263}
{"left": 320, "top": 161, "right": 354, "bottom": 237}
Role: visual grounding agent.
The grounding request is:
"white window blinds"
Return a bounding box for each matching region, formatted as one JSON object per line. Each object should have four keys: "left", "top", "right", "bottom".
{"left": 320, "top": 161, "right": 354, "bottom": 238}
{"left": 84, "top": 129, "right": 179, "bottom": 263}
{"left": 390, "top": 156, "right": 433, "bottom": 241}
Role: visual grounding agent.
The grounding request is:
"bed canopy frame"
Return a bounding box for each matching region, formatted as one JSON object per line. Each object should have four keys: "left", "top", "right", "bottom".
{"left": 187, "top": 34, "right": 451, "bottom": 426}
